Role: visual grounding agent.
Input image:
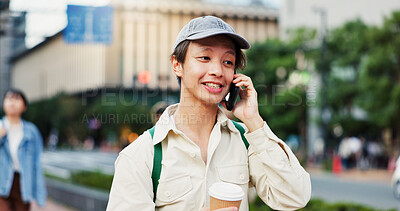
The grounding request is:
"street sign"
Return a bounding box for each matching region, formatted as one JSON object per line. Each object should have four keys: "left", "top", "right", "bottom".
{"left": 64, "top": 5, "right": 113, "bottom": 44}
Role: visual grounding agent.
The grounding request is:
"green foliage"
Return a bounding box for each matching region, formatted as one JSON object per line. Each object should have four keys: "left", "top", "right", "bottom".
{"left": 324, "top": 19, "right": 371, "bottom": 137}
{"left": 70, "top": 170, "right": 113, "bottom": 191}
{"left": 287, "top": 27, "right": 317, "bottom": 48}
{"left": 86, "top": 92, "right": 153, "bottom": 142}
{"left": 24, "top": 93, "right": 89, "bottom": 145}
{"left": 245, "top": 29, "right": 316, "bottom": 144}
{"left": 45, "top": 170, "right": 113, "bottom": 191}
{"left": 246, "top": 39, "right": 297, "bottom": 95}
{"left": 259, "top": 87, "right": 306, "bottom": 139}
{"left": 324, "top": 11, "right": 400, "bottom": 140}
{"left": 356, "top": 11, "right": 400, "bottom": 129}
{"left": 326, "top": 19, "right": 370, "bottom": 68}
{"left": 23, "top": 90, "right": 163, "bottom": 147}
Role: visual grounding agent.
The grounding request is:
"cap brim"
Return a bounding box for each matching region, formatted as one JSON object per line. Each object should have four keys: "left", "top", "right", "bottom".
{"left": 187, "top": 30, "right": 250, "bottom": 49}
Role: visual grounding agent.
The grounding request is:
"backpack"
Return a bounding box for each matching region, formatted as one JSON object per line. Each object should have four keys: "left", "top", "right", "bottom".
{"left": 149, "top": 120, "right": 249, "bottom": 201}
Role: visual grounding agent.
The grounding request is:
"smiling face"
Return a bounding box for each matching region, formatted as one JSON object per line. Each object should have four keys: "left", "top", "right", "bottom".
{"left": 172, "top": 35, "right": 236, "bottom": 107}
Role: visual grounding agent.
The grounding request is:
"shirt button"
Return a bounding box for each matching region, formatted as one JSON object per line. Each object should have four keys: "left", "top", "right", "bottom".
{"left": 190, "top": 152, "right": 196, "bottom": 158}
{"left": 222, "top": 122, "right": 227, "bottom": 127}
{"left": 239, "top": 174, "right": 245, "bottom": 180}
{"left": 165, "top": 191, "right": 171, "bottom": 197}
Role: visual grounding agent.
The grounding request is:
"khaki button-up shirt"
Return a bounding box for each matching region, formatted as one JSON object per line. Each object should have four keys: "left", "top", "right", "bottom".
{"left": 107, "top": 104, "right": 311, "bottom": 211}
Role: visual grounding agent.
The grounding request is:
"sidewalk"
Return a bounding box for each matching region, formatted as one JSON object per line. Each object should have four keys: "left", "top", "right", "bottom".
{"left": 31, "top": 198, "right": 78, "bottom": 211}
{"left": 307, "top": 167, "right": 394, "bottom": 185}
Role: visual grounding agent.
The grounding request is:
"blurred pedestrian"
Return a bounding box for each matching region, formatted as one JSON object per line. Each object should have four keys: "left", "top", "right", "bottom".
{"left": 107, "top": 16, "right": 311, "bottom": 211}
{"left": 0, "top": 89, "right": 47, "bottom": 210}
{"left": 338, "top": 136, "right": 352, "bottom": 169}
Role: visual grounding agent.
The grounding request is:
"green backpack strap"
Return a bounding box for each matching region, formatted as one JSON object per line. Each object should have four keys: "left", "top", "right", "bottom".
{"left": 149, "top": 126, "right": 162, "bottom": 202}
{"left": 231, "top": 120, "right": 249, "bottom": 149}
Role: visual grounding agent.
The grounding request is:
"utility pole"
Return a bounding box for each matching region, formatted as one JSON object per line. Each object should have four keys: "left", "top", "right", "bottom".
{"left": 0, "top": 1, "right": 26, "bottom": 104}
{"left": 306, "top": 6, "right": 328, "bottom": 165}
{"left": 314, "top": 7, "right": 330, "bottom": 154}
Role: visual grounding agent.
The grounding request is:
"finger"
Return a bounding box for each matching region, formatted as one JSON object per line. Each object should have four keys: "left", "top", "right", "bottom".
{"left": 235, "top": 81, "right": 253, "bottom": 90}
{"left": 235, "top": 82, "right": 249, "bottom": 88}
{"left": 233, "top": 75, "right": 252, "bottom": 85}
{"left": 233, "top": 73, "right": 246, "bottom": 78}
{"left": 233, "top": 74, "right": 250, "bottom": 83}
{"left": 239, "top": 87, "right": 246, "bottom": 99}
{"left": 234, "top": 78, "right": 255, "bottom": 91}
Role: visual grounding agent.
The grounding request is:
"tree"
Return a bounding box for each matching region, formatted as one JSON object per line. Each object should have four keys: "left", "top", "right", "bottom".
{"left": 356, "top": 11, "right": 400, "bottom": 153}
{"left": 324, "top": 19, "right": 372, "bottom": 137}
{"left": 24, "top": 93, "right": 89, "bottom": 147}
{"left": 245, "top": 28, "right": 317, "bottom": 158}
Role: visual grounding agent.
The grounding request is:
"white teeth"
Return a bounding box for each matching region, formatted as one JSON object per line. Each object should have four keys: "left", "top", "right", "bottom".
{"left": 205, "top": 83, "right": 221, "bottom": 89}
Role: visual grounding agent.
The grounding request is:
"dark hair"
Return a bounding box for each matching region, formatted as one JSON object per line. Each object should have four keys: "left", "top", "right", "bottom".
{"left": 3, "top": 89, "right": 28, "bottom": 107}
{"left": 171, "top": 37, "right": 247, "bottom": 86}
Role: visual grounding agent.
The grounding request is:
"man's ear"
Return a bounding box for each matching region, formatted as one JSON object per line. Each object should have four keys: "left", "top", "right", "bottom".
{"left": 171, "top": 55, "right": 183, "bottom": 78}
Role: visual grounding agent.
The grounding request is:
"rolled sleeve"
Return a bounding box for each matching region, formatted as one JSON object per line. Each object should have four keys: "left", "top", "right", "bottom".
{"left": 245, "top": 122, "right": 311, "bottom": 210}
{"left": 106, "top": 134, "right": 155, "bottom": 211}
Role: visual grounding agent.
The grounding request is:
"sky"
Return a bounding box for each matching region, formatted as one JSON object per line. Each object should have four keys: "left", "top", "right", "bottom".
{"left": 9, "top": 0, "right": 282, "bottom": 48}
{"left": 10, "top": 0, "right": 111, "bottom": 48}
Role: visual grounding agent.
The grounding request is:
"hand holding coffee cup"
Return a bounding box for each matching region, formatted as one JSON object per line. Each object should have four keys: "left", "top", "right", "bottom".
{"left": 209, "top": 182, "right": 244, "bottom": 211}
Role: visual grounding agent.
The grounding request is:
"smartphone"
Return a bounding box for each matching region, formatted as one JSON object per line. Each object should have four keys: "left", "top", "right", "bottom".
{"left": 225, "top": 70, "right": 239, "bottom": 111}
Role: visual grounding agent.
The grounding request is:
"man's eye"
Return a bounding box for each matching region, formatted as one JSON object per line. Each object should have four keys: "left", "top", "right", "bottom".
{"left": 224, "top": 61, "right": 234, "bottom": 65}
{"left": 199, "top": 57, "right": 210, "bottom": 61}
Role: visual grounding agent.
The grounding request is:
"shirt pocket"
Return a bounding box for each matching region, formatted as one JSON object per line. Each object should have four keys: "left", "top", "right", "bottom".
{"left": 216, "top": 163, "right": 249, "bottom": 185}
{"left": 156, "top": 174, "right": 193, "bottom": 205}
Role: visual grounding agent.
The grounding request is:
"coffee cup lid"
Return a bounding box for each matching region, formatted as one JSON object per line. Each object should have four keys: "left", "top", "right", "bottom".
{"left": 209, "top": 182, "right": 244, "bottom": 201}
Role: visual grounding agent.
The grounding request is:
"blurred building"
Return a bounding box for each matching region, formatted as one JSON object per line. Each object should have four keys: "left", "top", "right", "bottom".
{"left": 0, "top": 0, "right": 26, "bottom": 104}
{"left": 10, "top": 0, "right": 278, "bottom": 102}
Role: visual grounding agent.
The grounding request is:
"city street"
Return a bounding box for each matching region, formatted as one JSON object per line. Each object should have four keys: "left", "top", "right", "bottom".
{"left": 42, "top": 150, "right": 400, "bottom": 210}
{"left": 311, "top": 171, "right": 399, "bottom": 210}
{"left": 42, "top": 150, "right": 118, "bottom": 178}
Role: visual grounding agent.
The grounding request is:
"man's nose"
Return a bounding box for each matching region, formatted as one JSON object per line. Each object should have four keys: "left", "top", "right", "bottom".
{"left": 208, "top": 61, "right": 223, "bottom": 77}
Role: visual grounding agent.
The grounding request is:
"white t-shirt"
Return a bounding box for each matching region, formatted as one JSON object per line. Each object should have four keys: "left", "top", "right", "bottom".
{"left": 3, "top": 118, "right": 24, "bottom": 172}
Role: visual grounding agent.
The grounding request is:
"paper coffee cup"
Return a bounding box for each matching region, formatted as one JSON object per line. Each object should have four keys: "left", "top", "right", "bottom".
{"left": 209, "top": 182, "right": 244, "bottom": 210}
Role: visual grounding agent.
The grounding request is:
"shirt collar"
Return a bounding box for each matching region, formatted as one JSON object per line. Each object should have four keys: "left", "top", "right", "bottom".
{"left": 152, "top": 103, "right": 239, "bottom": 145}
{"left": 2, "top": 117, "right": 23, "bottom": 130}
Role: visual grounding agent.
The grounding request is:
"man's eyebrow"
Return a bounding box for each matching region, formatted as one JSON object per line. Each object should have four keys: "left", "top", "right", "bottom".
{"left": 226, "top": 50, "right": 235, "bottom": 56}
{"left": 197, "top": 47, "right": 236, "bottom": 56}
{"left": 197, "top": 47, "right": 213, "bottom": 52}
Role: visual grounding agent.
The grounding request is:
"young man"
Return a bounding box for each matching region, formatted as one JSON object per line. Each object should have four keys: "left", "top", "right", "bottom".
{"left": 107, "top": 16, "right": 311, "bottom": 211}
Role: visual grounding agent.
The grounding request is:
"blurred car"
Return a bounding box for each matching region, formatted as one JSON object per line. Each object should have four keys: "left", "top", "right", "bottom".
{"left": 392, "top": 155, "right": 400, "bottom": 200}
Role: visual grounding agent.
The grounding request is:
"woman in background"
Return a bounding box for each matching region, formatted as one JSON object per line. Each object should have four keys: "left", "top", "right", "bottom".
{"left": 0, "top": 89, "right": 46, "bottom": 211}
